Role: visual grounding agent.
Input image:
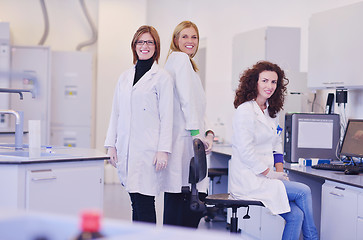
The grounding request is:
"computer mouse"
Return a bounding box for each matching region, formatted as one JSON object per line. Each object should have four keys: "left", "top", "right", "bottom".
{"left": 344, "top": 168, "right": 360, "bottom": 175}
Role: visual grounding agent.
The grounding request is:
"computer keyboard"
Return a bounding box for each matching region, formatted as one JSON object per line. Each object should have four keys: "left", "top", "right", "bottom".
{"left": 312, "top": 163, "right": 363, "bottom": 172}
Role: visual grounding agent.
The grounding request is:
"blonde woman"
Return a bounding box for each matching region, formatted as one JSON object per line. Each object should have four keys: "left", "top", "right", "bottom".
{"left": 162, "top": 21, "right": 214, "bottom": 228}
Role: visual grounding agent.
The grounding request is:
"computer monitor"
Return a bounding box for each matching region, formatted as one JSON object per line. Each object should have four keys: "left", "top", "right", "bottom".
{"left": 284, "top": 113, "right": 341, "bottom": 163}
{"left": 340, "top": 119, "right": 363, "bottom": 159}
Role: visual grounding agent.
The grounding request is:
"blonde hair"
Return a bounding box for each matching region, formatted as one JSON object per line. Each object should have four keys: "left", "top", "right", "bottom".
{"left": 167, "top": 21, "right": 199, "bottom": 72}
{"left": 131, "top": 25, "right": 161, "bottom": 64}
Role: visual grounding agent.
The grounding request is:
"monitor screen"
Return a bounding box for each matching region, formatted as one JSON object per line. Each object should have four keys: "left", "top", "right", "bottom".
{"left": 340, "top": 119, "right": 363, "bottom": 158}
{"left": 297, "top": 119, "right": 334, "bottom": 149}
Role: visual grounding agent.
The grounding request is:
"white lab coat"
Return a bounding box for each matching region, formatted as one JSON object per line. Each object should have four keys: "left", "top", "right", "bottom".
{"left": 161, "top": 51, "right": 209, "bottom": 193}
{"left": 229, "top": 100, "right": 290, "bottom": 215}
{"left": 104, "top": 63, "right": 173, "bottom": 196}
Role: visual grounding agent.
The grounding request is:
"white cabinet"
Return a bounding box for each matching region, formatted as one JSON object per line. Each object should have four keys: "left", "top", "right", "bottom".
{"left": 321, "top": 181, "right": 359, "bottom": 240}
{"left": 357, "top": 218, "right": 363, "bottom": 239}
{"left": 232, "top": 26, "right": 300, "bottom": 90}
{"left": 50, "top": 51, "right": 93, "bottom": 148}
{"left": 239, "top": 206, "right": 262, "bottom": 238}
{"left": 0, "top": 160, "right": 104, "bottom": 216}
{"left": 236, "top": 205, "right": 284, "bottom": 239}
{"left": 308, "top": 2, "right": 363, "bottom": 89}
{"left": 260, "top": 208, "right": 284, "bottom": 240}
{"left": 357, "top": 193, "right": 363, "bottom": 239}
{"left": 26, "top": 163, "right": 103, "bottom": 215}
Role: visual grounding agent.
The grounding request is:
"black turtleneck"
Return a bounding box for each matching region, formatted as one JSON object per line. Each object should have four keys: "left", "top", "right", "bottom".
{"left": 133, "top": 58, "right": 154, "bottom": 86}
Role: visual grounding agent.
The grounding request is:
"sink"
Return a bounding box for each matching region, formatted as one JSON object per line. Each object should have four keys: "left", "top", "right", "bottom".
{"left": 0, "top": 151, "right": 70, "bottom": 158}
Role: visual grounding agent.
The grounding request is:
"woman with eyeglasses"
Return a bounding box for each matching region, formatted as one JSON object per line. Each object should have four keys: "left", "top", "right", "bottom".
{"left": 161, "top": 20, "right": 214, "bottom": 228}
{"left": 104, "top": 25, "right": 173, "bottom": 224}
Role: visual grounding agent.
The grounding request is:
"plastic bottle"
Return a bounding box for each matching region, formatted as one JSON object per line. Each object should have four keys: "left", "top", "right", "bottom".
{"left": 73, "top": 210, "right": 105, "bottom": 240}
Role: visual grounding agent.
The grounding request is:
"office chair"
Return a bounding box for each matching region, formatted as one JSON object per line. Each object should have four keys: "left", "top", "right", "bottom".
{"left": 181, "top": 138, "right": 208, "bottom": 213}
{"left": 204, "top": 168, "right": 228, "bottom": 222}
{"left": 187, "top": 138, "right": 264, "bottom": 233}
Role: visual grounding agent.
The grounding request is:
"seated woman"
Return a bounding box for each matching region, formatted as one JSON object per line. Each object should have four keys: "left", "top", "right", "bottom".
{"left": 229, "top": 61, "right": 319, "bottom": 240}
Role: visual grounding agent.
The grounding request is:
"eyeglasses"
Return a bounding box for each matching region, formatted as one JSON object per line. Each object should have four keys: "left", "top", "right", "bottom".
{"left": 136, "top": 40, "right": 155, "bottom": 46}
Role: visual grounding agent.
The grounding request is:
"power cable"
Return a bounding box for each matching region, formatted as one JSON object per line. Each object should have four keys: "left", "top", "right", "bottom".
{"left": 76, "top": 0, "right": 98, "bottom": 51}
{"left": 38, "top": 0, "right": 49, "bottom": 45}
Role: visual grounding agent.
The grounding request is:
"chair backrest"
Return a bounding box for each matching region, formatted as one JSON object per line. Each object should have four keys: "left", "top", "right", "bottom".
{"left": 188, "top": 138, "right": 207, "bottom": 184}
{"left": 187, "top": 138, "right": 207, "bottom": 212}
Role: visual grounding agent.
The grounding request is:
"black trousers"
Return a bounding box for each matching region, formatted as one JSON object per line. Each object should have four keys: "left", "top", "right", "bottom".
{"left": 129, "top": 192, "right": 156, "bottom": 224}
{"left": 163, "top": 192, "right": 207, "bottom": 228}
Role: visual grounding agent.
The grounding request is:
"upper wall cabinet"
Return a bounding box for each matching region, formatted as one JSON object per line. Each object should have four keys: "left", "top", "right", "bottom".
{"left": 232, "top": 26, "right": 301, "bottom": 90}
{"left": 308, "top": 2, "right": 363, "bottom": 89}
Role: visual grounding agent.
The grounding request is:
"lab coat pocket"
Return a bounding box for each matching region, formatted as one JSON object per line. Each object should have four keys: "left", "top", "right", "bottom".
{"left": 142, "top": 96, "right": 159, "bottom": 129}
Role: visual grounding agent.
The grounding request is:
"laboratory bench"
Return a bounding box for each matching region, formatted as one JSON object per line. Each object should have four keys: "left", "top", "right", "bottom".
{"left": 0, "top": 145, "right": 109, "bottom": 217}
{"left": 285, "top": 162, "right": 363, "bottom": 240}
{"left": 0, "top": 210, "right": 242, "bottom": 240}
{"left": 211, "top": 145, "right": 363, "bottom": 240}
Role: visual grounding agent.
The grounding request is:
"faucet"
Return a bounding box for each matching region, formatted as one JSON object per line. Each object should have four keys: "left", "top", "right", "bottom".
{"left": 0, "top": 110, "right": 24, "bottom": 150}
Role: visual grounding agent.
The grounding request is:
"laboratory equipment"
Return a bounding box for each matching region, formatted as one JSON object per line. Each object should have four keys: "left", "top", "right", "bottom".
{"left": 73, "top": 210, "right": 105, "bottom": 240}
{"left": 284, "top": 113, "right": 340, "bottom": 163}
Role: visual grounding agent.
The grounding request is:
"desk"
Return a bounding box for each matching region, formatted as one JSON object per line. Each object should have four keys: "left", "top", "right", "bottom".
{"left": 212, "top": 144, "right": 232, "bottom": 157}
{"left": 0, "top": 146, "right": 107, "bottom": 216}
{"left": 284, "top": 162, "right": 363, "bottom": 189}
{"left": 285, "top": 163, "right": 363, "bottom": 240}
{"left": 212, "top": 146, "right": 363, "bottom": 240}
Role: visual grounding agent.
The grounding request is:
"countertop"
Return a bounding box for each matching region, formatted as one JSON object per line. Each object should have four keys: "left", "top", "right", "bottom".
{"left": 212, "top": 144, "right": 363, "bottom": 189}
{"left": 284, "top": 162, "right": 363, "bottom": 189}
{"left": 0, "top": 145, "right": 109, "bottom": 164}
{"left": 212, "top": 144, "right": 232, "bottom": 156}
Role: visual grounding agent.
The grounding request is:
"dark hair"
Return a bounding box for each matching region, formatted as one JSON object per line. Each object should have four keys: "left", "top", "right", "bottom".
{"left": 234, "top": 61, "right": 289, "bottom": 118}
{"left": 131, "top": 25, "right": 161, "bottom": 64}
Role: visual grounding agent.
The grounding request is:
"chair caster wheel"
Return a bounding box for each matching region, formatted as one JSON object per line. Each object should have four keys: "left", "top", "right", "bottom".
{"left": 226, "top": 223, "right": 230, "bottom": 230}
{"left": 204, "top": 216, "right": 211, "bottom": 222}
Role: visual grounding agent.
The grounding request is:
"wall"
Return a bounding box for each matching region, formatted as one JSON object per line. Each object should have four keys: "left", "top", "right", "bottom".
{"left": 0, "top": 0, "right": 99, "bottom": 51}
{"left": 0, "top": 0, "right": 99, "bottom": 146}
{"left": 1, "top": 0, "right": 363, "bottom": 149}
{"left": 96, "top": 0, "right": 147, "bottom": 150}
{"left": 146, "top": 0, "right": 363, "bottom": 143}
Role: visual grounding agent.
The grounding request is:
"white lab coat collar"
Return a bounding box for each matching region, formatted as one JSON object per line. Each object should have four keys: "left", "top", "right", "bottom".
{"left": 252, "top": 100, "right": 272, "bottom": 129}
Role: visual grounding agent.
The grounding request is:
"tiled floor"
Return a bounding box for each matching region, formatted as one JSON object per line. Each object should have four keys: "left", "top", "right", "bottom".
{"left": 103, "top": 183, "right": 260, "bottom": 239}
{"left": 103, "top": 183, "right": 228, "bottom": 231}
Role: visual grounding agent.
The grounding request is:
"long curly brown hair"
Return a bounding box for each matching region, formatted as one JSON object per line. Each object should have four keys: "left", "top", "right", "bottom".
{"left": 234, "top": 61, "right": 289, "bottom": 118}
